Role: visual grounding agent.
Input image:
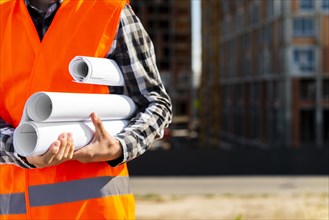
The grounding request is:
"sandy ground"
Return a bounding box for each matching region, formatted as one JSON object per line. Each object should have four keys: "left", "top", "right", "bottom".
{"left": 130, "top": 176, "right": 329, "bottom": 220}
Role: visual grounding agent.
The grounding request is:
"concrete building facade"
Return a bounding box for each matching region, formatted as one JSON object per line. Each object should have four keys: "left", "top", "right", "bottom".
{"left": 130, "top": 0, "right": 192, "bottom": 122}
{"left": 201, "top": 0, "right": 329, "bottom": 148}
{"left": 199, "top": 0, "right": 221, "bottom": 147}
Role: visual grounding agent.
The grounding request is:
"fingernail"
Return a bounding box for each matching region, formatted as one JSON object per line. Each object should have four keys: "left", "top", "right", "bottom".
{"left": 53, "top": 143, "right": 59, "bottom": 152}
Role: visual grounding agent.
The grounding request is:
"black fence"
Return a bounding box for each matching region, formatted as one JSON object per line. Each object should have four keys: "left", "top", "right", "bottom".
{"left": 128, "top": 147, "right": 329, "bottom": 176}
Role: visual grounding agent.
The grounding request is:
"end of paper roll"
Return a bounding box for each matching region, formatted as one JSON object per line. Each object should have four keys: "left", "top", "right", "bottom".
{"left": 69, "top": 56, "right": 89, "bottom": 82}
{"left": 14, "top": 123, "right": 39, "bottom": 157}
{"left": 27, "top": 92, "right": 53, "bottom": 122}
{"left": 68, "top": 56, "right": 125, "bottom": 86}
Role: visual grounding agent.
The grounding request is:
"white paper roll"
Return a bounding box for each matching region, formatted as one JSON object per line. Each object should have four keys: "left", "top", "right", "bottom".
{"left": 69, "top": 56, "right": 125, "bottom": 86}
{"left": 23, "top": 92, "right": 136, "bottom": 122}
{"left": 14, "top": 120, "right": 128, "bottom": 157}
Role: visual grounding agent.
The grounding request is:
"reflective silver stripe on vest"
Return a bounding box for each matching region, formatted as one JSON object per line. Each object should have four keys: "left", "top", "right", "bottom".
{"left": 0, "top": 192, "right": 26, "bottom": 215}
{"left": 29, "top": 176, "right": 131, "bottom": 207}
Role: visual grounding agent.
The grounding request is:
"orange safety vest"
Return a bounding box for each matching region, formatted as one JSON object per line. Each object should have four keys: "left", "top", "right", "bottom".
{"left": 0, "top": 0, "right": 135, "bottom": 219}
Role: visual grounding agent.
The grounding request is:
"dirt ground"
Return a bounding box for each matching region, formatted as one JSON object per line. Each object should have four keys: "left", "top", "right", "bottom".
{"left": 135, "top": 193, "right": 328, "bottom": 220}
{"left": 131, "top": 177, "right": 329, "bottom": 220}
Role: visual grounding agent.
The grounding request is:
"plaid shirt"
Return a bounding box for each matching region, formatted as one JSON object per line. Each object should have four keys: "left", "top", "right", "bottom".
{"left": 0, "top": 2, "right": 172, "bottom": 168}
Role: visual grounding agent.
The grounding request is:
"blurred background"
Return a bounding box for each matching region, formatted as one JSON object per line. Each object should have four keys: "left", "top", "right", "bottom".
{"left": 128, "top": 0, "right": 329, "bottom": 219}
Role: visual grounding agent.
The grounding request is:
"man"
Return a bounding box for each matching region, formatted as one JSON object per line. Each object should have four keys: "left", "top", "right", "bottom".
{"left": 0, "top": 0, "right": 172, "bottom": 219}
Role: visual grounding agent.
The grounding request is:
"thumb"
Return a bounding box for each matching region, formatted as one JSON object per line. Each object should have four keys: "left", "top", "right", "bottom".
{"left": 91, "top": 112, "right": 107, "bottom": 138}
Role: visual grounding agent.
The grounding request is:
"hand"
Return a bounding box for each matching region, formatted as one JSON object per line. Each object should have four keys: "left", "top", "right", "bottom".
{"left": 26, "top": 132, "right": 75, "bottom": 168}
{"left": 73, "top": 112, "right": 123, "bottom": 163}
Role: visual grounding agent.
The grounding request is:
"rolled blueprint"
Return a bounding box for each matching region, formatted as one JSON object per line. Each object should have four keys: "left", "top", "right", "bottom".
{"left": 14, "top": 91, "right": 136, "bottom": 156}
{"left": 21, "top": 92, "right": 136, "bottom": 122}
{"left": 14, "top": 120, "right": 128, "bottom": 157}
{"left": 69, "top": 56, "right": 125, "bottom": 86}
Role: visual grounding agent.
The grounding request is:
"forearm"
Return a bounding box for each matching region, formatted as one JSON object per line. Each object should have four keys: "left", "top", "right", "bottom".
{"left": 107, "top": 4, "right": 172, "bottom": 165}
{"left": 116, "top": 86, "right": 172, "bottom": 160}
{"left": 0, "top": 118, "right": 35, "bottom": 168}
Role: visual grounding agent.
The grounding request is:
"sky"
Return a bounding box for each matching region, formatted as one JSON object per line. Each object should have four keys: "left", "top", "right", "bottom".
{"left": 191, "top": 0, "right": 201, "bottom": 88}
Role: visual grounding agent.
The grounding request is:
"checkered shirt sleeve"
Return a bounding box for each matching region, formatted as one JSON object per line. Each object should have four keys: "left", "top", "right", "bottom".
{"left": 0, "top": 119, "right": 34, "bottom": 168}
{"left": 108, "top": 5, "right": 172, "bottom": 165}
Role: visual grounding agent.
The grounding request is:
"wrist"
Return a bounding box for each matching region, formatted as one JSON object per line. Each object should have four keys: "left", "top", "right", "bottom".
{"left": 111, "top": 139, "right": 123, "bottom": 160}
{"left": 18, "top": 155, "right": 37, "bottom": 168}
{"left": 107, "top": 139, "right": 124, "bottom": 167}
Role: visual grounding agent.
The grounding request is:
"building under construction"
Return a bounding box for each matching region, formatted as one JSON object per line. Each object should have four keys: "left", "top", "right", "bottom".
{"left": 130, "top": 0, "right": 192, "bottom": 125}
{"left": 200, "top": 0, "right": 329, "bottom": 148}
{"left": 199, "top": 0, "right": 221, "bottom": 147}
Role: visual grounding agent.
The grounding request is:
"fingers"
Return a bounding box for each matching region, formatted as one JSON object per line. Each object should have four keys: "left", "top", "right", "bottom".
{"left": 55, "top": 132, "right": 74, "bottom": 161}
{"left": 32, "top": 132, "right": 74, "bottom": 168}
{"left": 38, "top": 140, "right": 60, "bottom": 166}
{"left": 55, "top": 133, "right": 68, "bottom": 160}
{"left": 63, "top": 133, "right": 74, "bottom": 159}
{"left": 91, "top": 112, "right": 107, "bottom": 138}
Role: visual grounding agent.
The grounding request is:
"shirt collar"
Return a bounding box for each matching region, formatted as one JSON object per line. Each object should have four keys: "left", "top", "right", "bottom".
{"left": 25, "top": 0, "right": 63, "bottom": 13}
{"left": 25, "top": 0, "right": 63, "bottom": 4}
{"left": 25, "top": 0, "right": 62, "bottom": 17}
